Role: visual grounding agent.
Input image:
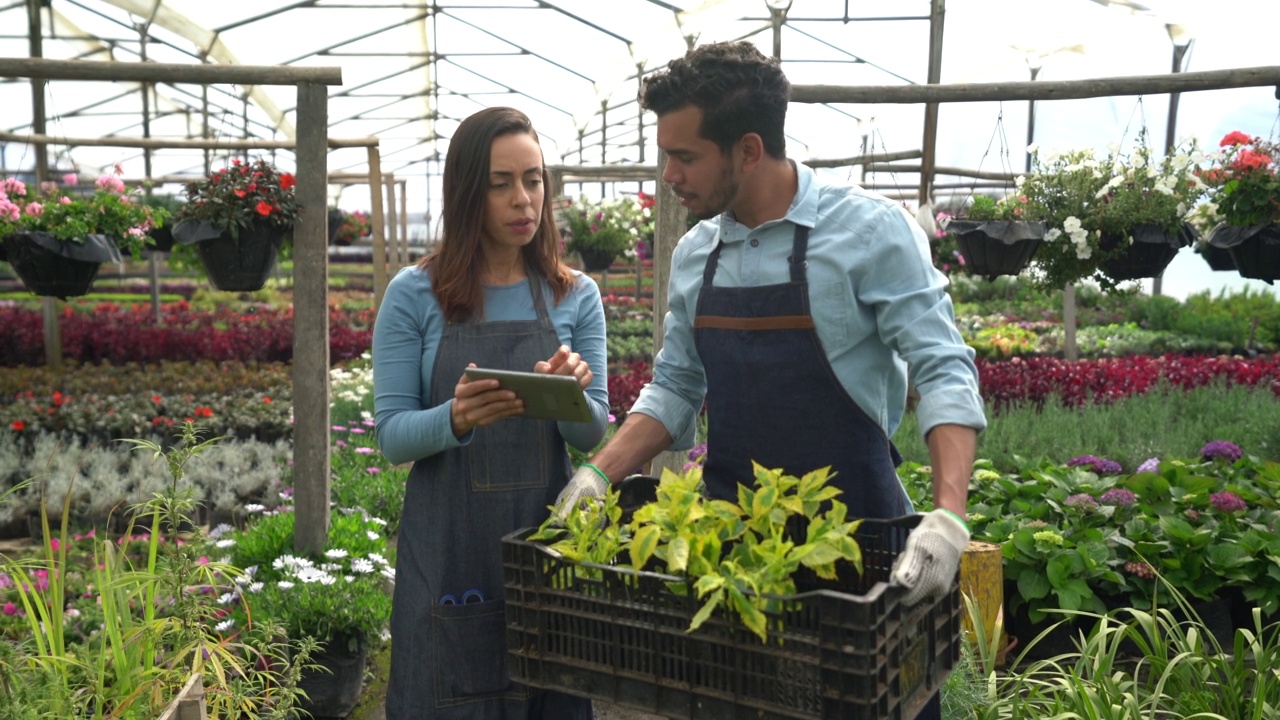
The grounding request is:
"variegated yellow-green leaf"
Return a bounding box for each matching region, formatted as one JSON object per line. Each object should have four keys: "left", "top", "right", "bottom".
{"left": 668, "top": 535, "right": 691, "bottom": 573}
{"left": 753, "top": 486, "right": 777, "bottom": 517}
{"left": 768, "top": 507, "right": 787, "bottom": 526}
{"left": 727, "top": 585, "right": 768, "bottom": 642}
{"left": 798, "top": 542, "right": 842, "bottom": 568}
{"left": 629, "top": 524, "right": 660, "bottom": 570}
{"left": 694, "top": 573, "right": 726, "bottom": 598}
{"left": 690, "top": 588, "right": 724, "bottom": 632}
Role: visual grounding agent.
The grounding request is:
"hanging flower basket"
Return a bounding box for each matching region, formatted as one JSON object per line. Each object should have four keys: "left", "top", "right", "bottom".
{"left": 1208, "top": 222, "right": 1280, "bottom": 283}
{"left": 1197, "top": 242, "right": 1237, "bottom": 271}
{"left": 578, "top": 248, "right": 616, "bottom": 272}
{"left": 172, "top": 218, "right": 290, "bottom": 292}
{"left": 1, "top": 231, "right": 122, "bottom": 299}
{"left": 1099, "top": 223, "right": 1195, "bottom": 282}
{"left": 944, "top": 219, "right": 1045, "bottom": 280}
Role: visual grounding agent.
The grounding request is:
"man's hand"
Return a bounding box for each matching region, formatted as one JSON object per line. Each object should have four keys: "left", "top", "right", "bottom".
{"left": 553, "top": 464, "right": 610, "bottom": 523}
{"left": 890, "top": 509, "right": 969, "bottom": 606}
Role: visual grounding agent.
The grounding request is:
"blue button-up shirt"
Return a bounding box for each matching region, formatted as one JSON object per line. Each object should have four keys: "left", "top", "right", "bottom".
{"left": 629, "top": 162, "right": 987, "bottom": 450}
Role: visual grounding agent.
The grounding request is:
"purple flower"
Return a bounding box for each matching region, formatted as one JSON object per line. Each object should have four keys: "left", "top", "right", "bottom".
{"left": 1210, "top": 492, "right": 1247, "bottom": 513}
{"left": 1136, "top": 457, "right": 1160, "bottom": 474}
{"left": 1067, "top": 455, "right": 1123, "bottom": 476}
{"left": 2, "top": 601, "right": 17, "bottom": 616}
{"left": 1099, "top": 488, "right": 1137, "bottom": 507}
{"left": 1064, "top": 493, "right": 1098, "bottom": 510}
{"left": 688, "top": 443, "right": 708, "bottom": 463}
{"left": 355, "top": 447, "right": 375, "bottom": 455}
{"left": 1200, "top": 441, "right": 1243, "bottom": 463}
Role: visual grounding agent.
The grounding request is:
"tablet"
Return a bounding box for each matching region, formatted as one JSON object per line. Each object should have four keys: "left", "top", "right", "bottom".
{"left": 463, "top": 367, "right": 591, "bottom": 422}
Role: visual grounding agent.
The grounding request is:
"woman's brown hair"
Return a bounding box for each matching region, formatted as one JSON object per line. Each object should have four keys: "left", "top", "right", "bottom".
{"left": 420, "top": 107, "right": 574, "bottom": 322}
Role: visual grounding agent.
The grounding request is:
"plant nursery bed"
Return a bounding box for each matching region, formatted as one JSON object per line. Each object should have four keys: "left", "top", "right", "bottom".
{"left": 502, "top": 515, "right": 960, "bottom": 720}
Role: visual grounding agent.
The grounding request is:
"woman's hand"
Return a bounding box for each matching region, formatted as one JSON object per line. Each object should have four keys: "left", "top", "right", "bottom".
{"left": 450, "top": 363, "right": 523, "bottom": 438}
{"left": 535, "top": 345, "right": 593, "bottom": 390}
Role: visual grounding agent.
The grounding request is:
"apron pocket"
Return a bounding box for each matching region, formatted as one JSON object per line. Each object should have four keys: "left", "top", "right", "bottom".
{"left": 432, "top": 599, "right": 511, "bottom": 700}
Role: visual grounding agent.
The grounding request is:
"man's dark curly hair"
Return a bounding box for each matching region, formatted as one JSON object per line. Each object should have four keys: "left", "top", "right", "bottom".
{"left": 640, "top": 41, "right": 789, "bottom": 159}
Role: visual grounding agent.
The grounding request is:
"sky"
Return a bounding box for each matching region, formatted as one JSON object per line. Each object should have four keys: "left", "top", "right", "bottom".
{"left": 1, "top": 0, "right": 1278, "bottom": 300}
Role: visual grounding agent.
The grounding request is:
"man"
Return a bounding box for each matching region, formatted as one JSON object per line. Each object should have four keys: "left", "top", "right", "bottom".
{"left": 556, "top": 40, "right": 985, "bottom": 719}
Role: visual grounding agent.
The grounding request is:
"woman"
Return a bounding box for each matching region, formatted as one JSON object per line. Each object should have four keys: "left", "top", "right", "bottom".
{"left": 374, "top": 106, "right": 607, "bottom": 719}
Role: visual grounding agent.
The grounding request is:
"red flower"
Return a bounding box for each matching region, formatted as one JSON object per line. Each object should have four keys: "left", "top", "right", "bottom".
{"left": 51, "top": 391, "right": 65, "bottom": 407}
{"left": 255, "top": 201, "right": 275, "bottom": 216}
{"left": 1220, "top": 130, "right": 1254, "bottom": 148}
{"left": 234, "top": 189, "right": 247, "bottom": 198}
{"left": 262, "top": 396, "right": 273, "bottom": 404}
{"left": 279, "top": 173, "right": 296, "bottom": 190}
{"left": 1233, "top": 148, "right": 1272, "bottom": 171}
{"left": 194, "top": 407, "right": 214, "bottom": 418}
{"left": 152, "top": 395, "right": 162, "bottom": 404}
{"left": 10, "top": 420, "right": 24, "bottom": 432}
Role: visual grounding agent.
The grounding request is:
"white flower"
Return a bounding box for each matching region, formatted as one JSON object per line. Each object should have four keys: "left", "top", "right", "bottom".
{"left": 248, "top": 582, "right": 264, "bottom": 594}
{"left": 277, "top": 581, "right": 295, "bottom": 590}
{"left": 352, "top": 558, "right": 375, "bottom": 574}
{"left": 209, "top": 523, "right": 234, "bottom": 539}
{"left": 325, "top": 549, "right": 349, "bottom": 559}
{"left": 367, "top": 531, "right": 379, "bottom": 541}
{"left": 320, "top": 575, "right": 337, "bottom": 586}
{"left": 1015, "top": 175, "right": 1026, "bottom": 188}
{"left": 1026, "top": 143, "right": 1039, "bottom": 155}
{"left": 1062, "top": 216, "right": 1081, "bottom": 233}
{"left": 217, "top": 592, "right": 238, "bottom": 605}
{"left": 215, "top": 539, "right": 236, "bottom": 549}
{"left": 216, "top": 619, "right": 235, "bottom": 632}
{"left": 345, "top": 575, "right": 355, "bottom": 583}
{"left": 369, "top": 517, "right": 387, "bottom": 526}
{"left": 244, "top": 504, "right": 265, "bottom": 514}
{"left": 380, "top": 566, "right": 397, "bottom": 580}
{"left": 369, "top": 553, "right": 388, "bottom": 566}
{"left": 1044, "top": 228, "right": 1062, "bottom": 242}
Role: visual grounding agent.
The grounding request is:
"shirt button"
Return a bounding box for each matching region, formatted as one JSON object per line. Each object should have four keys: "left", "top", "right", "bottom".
{"left": 749, "top": 238, "right": 759, "bottom": 248}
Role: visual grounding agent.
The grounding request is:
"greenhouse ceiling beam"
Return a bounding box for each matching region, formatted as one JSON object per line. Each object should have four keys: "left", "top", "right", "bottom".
{"left": 790, "top": 65, "right": 1280, "bottom": 104}
{"left": 97, "top": 0, "right": 298, "bottom": 137}
{"left": 786, "top": 22, "right": 912, "bottom": 85}
{"left": 0, "top": 129, "right": 372, "bottom": 149}
{"left": 278, "top": 10, "right": 431, "bottom": 66}
{"left": 65, "top": 0, "right": 205, "bottom": 64}
{"left": 442, "top": 9, "right": 596, "bottom": 84}
{"left": 210, "top": 0, "right": 318, "bottom": 35}
{"left": 437, "top": 57, "right": 573, "bottom": 118}
{"left": 535, "top": 0, "right": 632, "bottom": 46}
{"left": 0, "top": 56, "right": 341, "bottom": 84}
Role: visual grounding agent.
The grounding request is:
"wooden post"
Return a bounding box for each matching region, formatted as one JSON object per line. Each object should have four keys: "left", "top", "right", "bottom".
{"left": 157, "top": 674, "right": 208, "bottom": 720}
{"left": 291, "top": 81, "right": 331, "bottom": 556}
{"left": 917, "top": 0, "right": 945, "bottom": 209}
{"left": 1064, "top": 283, "right": 1078, "bottom": 361}
{"left": 648, "top": 151, "right": 688, "bottom": 476}
{"left": 27, "top": 0, "right": 61, "bottom": 371}
{"left": 384, "top": 175, "right": 401, "bottom": 271}
{"left": 367, "top": 147, "right": 388, "bottom": 312}
{"left": 399, "top": 179, "right": 410, "bottom": 264}
{"left": 960, "top": 540, "right": 1009, "bottom": 669}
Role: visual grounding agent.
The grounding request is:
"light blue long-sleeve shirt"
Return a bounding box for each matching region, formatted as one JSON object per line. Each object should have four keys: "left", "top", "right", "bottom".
{"left": 629, "top": 161, "right": 987, "bottom": 451}
{"left": 373, "top": 265, "right": 610, "bottom": 466}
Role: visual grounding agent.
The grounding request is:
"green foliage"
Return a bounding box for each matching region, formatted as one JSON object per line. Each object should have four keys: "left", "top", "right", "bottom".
{"left": 173, "top": 158, "right": 299, "bottom": 238}
{"left": 225, "top": 507, "right": 394, "bottom": 644}
{"left": 1203, "top": 130, "right": 1280, "bottom": 227}
{"left": 961, "top": 193, "right": 1031, "bottom": 221}
{"left": 894, "top": 380, "right": 1280, "bottom": 473}
{"left": 534, "top": 464, "right": 864, "bottom": 642}
{"left": 559, "top": 195, "right": 644, "bottom": 259}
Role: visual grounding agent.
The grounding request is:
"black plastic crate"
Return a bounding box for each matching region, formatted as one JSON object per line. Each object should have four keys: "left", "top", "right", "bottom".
{"left": 503, "top": 514, "right": 961, "bottom": 720}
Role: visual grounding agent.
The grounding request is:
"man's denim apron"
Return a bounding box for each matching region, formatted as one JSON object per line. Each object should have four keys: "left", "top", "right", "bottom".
{"left": 385, "top": 274, "right": 593, "bottom": 720}
{"left": 693, "top": 224, "right": 941, "bottom": 720}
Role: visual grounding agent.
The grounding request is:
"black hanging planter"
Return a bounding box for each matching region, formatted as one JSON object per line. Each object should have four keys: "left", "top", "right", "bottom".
{"left": 298, "top": 632, "right": 367, "bottom": 719}
{"left": 1197, "top": 242, "right": 1237, "bottom": 271}
{"left": 328, "top": 208, "right": 348, "bottom": 246}
{"left": 577, "top": 248, "right": 616, "bottom": 272}
{"left": 173, "top": 219, "right": 290, "bottom": 292}
{"left": 147, "top": 225, "right": 176, "bottom": 254}
{"left": 1099, "top": 222, "right": 1195, "bottom": 281}
{"left": 944, "top": 219, "right": 1045, "bottom": 280}
{"left": 1, "top": 231, "right": 122, "bottom": 299}
{"left": 1208, "top": 222, "right": 1280, "bottom": 283}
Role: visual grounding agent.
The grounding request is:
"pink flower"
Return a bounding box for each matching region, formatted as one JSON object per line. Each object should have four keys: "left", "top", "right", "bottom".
{"left": 94, "top": 175, "right": 125, "bottom": 194}
{"left": 59, "top": 196, "right": 72, "bottom": 205}
{"left": 62, "top": 173, "right": 79, "bottom": 185}
{"left": 23, "top": 202, "right": 43, "bottom": 217}
{"left": 2, "top": 602, "right": 17, "bottom": 616}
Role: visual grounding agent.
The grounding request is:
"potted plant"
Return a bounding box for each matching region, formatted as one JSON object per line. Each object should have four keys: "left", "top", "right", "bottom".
{"left": 328, "top": 208, "right": 371, "bottom": 246}
{"left": 171, "top": 158, "right": 299, "bottom": 292}
{"left": 1202, "top": 130, "right": 1280, "bottom": 282}
{"left": 0, "top": 169, "right": 166, "bottom": 298}
{"left": 941, "top": 194, "right": 1046, "bottom": 280}
{"left": 559, "top": 195, "right": 643, "bottom": 272}
{"left": 1019, "top": 134, "right": 1208, "bottom": 291}
{"left": 225, "top": 507, "right": 394, "bottom": 719}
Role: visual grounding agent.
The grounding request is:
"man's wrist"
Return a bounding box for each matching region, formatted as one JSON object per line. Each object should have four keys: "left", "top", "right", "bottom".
{"left": 581, "top": 462, "right": 610, "bottom": 485}
{"left": 937, "top": 508, "right": 970, "bottom": 533}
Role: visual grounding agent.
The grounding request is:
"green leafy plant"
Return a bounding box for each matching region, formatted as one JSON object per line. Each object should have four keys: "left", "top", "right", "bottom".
{"left": 1018, "top": 132, "right": 1208, "bottom": 290}
{"left": 533, "top": 463, "right": 864, "bottom": 642}
{"left": 173, "top": 158, "right": 299, "bottom": 239}
{"left": 1200, "top": 130, "right": 1280, "bottom": 227}
{"left": 0, "top": 171, "right": 167, "bottom": 257}
{"left": 962, "top": 193, "right": 1033, "bottom": 221}
{"left": 558, "top": 195, "right": 644, "bottom": 261}
{"left": 225, "top": 506, "right": 394, "bottom": 646}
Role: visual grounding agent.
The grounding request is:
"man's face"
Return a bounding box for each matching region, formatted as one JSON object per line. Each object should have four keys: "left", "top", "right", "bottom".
{"left": 656, "top": 105, "right": 739, "bottom": 220}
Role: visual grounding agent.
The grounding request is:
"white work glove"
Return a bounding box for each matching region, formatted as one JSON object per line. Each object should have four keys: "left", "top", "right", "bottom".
{"left": 553, "top": 464, "right": 610, "bottom": 524}
{"left": 890, "top": 509, "right": 969, "bottom": 606}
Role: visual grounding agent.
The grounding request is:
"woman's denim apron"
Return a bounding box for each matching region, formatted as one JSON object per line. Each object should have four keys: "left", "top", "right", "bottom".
{"left": 385, "top": 275, "right": 593, "bottom": 720}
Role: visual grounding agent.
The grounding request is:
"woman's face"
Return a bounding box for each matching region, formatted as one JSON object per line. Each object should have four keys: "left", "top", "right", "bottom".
{"left": 481, "top": 131, "right": 545, "bottom": 253}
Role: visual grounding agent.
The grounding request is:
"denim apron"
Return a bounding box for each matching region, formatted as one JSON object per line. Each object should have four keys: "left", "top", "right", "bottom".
{"left": 693, "top": 224, "right": 941, "bottom": 720}
{"left": 385, "top": 274, "right": 593, "bottom": 720}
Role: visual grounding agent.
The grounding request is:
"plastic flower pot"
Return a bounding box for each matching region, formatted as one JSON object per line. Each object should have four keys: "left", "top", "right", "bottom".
{"left": 1209, "top": 222, "right": 1280, "bottom": 283}
{"left": 1099, "top": 222, "right": 1195, "bottom": 281}
{"left": 173, "top": 218, "right": 290, "bottom": 292}
{"left": 2, "top": 231, "right": 122, "bottom": 299}
{"left": 945, "top": 219, "right": 1046, "bottom": 280}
